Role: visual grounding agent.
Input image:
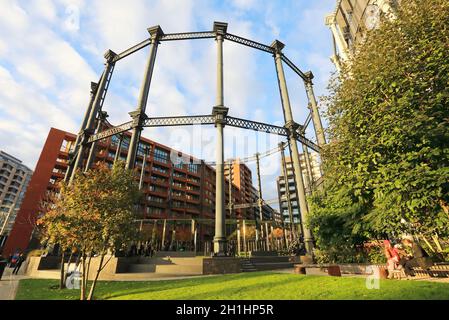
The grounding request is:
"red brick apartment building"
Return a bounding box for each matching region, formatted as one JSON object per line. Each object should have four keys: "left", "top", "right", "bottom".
{"left": 3, "top": 127, "right": 270, "bottom": 256}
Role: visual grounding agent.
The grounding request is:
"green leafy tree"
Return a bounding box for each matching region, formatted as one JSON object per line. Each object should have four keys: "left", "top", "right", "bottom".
{"left": 309, "top": 0, "right": 449, "bottom": 262}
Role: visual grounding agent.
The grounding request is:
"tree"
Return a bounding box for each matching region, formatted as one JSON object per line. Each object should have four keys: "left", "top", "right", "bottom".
{"left": 37, "top": 190, "right": 77, "bottom": 289}
{"left": 309, "top": 0, "right": 449, "bottom": 261}
{"left": 38, "top": 161, "right": 141, "bottom": 300}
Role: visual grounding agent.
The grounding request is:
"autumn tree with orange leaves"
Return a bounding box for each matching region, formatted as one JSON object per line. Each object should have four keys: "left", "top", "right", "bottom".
{"left": 38, "top": 161, "right": 140, "bottom": 300}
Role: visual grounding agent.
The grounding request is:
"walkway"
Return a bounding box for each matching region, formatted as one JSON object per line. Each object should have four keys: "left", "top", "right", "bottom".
{"left": 0, "top": 268, "right": 28, "bottom": 300}
{"left": 270, "top": 268, "right": 449, "bottom": 283}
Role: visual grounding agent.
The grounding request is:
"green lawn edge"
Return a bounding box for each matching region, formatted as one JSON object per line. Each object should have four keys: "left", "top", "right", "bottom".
{"left": 15, "top": 272, "right": 449, "bottom": 300}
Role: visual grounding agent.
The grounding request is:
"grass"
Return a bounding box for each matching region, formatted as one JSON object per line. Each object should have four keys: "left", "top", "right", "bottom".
{"left": 15, "top": 272, "right": 449, "bottom": 300}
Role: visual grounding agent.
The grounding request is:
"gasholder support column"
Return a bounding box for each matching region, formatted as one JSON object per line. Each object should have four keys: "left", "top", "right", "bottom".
{"left": 272, "top": 40, "right": 314, "bottom": 256}
{"left": 126, "top": 26, "right": 164, "bottom": 170}
{"left": 304, "top": 71, "right": 326, "bottom": 147}
{"left": 70, "top": 49, "right": 116, "bottom": 184}
{"left": 212, "top": 21, "right": 228, "bottom": 256}
{"left": 65, "top": 81, "right": 98, "bottom": 182}
{"left": 85, "top": 111, "right": 108, "bottom": 171}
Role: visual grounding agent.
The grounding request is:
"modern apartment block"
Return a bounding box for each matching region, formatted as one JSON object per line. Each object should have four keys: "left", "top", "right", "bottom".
{"left": 276, "top": 154, "right": 321, "bottom": 226}
{"left": 224, "top": 160, "right": 276, "bottom": 223}
{"left": 0, "top": 151, "right": 33, "bottom": 247}
{"left": 3, "top": 126, "right": 273, "bottom": 256}
{"left": 325, "top": 0, "right": 400, "bottom": 70}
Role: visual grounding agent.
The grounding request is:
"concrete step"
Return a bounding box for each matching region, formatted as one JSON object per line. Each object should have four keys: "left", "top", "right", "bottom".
{"left": 240, "top": 259, "right": 257, "bottom": 272}
{"left": 153, "top": 251, "right": 196, "bottom": 258}
{"left": 249, "top": 256, "right": 291, "bottom": 264}
{"left": 127, "top": 264, "right": 156, "bottom": 273}
{"left": 252, "top": 262, "right": 294, "bottom": 271}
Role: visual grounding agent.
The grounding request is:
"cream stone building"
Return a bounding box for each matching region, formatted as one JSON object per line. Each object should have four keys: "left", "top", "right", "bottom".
{"left": 325, "top": 0, "right": 400, "bottom": 70}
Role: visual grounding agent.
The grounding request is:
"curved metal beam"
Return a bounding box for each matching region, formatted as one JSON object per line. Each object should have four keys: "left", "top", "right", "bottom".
{"left": 143, "top": 115, "right": 215, "bottom": 127}
{"left": 280, "top": 54, "right": 307, "bottom": 81}
{"left": 224, "top": 33, "right": 275, "bottom": 54}
{"left": 88, "top": 114, "right": 320, "bottom": 152}
{"left": 160, "top": 31, "right": 216, "bottom": 41}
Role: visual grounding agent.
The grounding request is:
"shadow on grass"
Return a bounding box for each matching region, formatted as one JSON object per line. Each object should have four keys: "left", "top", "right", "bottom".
{"left": 99, "top": 272, "right": 276, "bottom": 299}
{"left": 104, "top": 273, "right": 302, "bottom": 300}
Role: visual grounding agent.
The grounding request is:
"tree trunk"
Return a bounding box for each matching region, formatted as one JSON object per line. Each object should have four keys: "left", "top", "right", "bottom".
{"left": 84, "top": 254, "right": 92, "bottom": 297}
{"left": 63, "top": 251, "right": 74, "bottom": 287}
{"left": 59, "top": 251, "right": 65, "bottom": 289}
{"left": 80, "top": 252, "right": 86, "bottom": 300}
{"left": 87, "top": 253, "right": 105, "bottom": 300}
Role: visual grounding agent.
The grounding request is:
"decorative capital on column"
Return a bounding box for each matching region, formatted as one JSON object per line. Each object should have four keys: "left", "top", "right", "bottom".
{"left": 212, "top": 105, "right": 229, "bottom": 125}
{"left": 81, "top": 128, "right": 95, "bottom": 144}
{"left": 98, "top": 111, "right": 109, "bottom": 121}
{"left": 104, "top": 49, "right": 117, "bottom": 63}
{"left": 90, "top": 82, "right": 98, "bottom": 95}
{"left": 325, "top": 14, "right": 336, "bottom": 26}
{"left": 213, "top": 21, "right": 228, "bottom": 36}
{"left": 212, "top": 105, "right": 229, "bottom": 116}
{"left": 284, "top": 120, "right": 301, "bottom": 137}
{"left": 129, "top": 110, "right": 148, "bottom": 127}
{"left": 148, "top": 25, "right": 164, "bottom": 40}
{"left": 270, "top": 40, "right": 285, "bottom": 53}
{"left": 304, "top": 71, "right": 314, "bottom": 85}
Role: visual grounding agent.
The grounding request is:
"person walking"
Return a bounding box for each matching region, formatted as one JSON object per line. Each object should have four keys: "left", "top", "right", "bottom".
{"left": 12, "top": 253, "right": 25, "bottom": 275}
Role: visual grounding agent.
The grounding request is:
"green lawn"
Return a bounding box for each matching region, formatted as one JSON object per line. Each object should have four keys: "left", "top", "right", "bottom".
{"left": 15, "top": 272, "right": 449, "bottom": 300}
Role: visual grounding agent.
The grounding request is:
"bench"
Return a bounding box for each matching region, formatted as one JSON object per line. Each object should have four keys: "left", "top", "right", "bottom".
{"left": 294, "top": 264, "right": 341, "bottom": 277}
{"left": 410, "top": 263, "right": 449, "bottom": 278}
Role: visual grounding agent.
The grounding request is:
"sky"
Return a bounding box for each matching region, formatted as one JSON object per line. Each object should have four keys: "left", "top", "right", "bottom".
{"left": 0, "top": 0, "right": 337, "bottom": 206}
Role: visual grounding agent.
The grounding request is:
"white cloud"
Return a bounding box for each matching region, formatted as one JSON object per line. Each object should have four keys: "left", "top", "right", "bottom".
{"left": 231, "top": 0, "right": 258, "bottom": 10}
{"left": 0, "top": 0, "right": 336, "bottom": 208}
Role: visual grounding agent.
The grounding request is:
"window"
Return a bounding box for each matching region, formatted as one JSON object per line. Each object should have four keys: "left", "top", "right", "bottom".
{"left": 2, "top": 164, "right": 13, "bottom": 170}
{"left": 151, "top": 176, "right": 167, "bottom": 184}
{"left": 8, "top": 187, "right": 18, "bottom": 193}
{"left": 173, "top": 181, "right": 184, "bottom": 188}
{"left": 154, "top": 148, "right": 169, "bottom": 163}
{"left": 60, "top": 139, "right": 74, "bottom": 153}
{"left": 147, "top": 207, "right": 163, "bottom": 215}
{"left": 137, "top": 143, "right": 151, "bottom": 157}
{"left": 148, "top": 196, "right": 164, "bottom": 203}
{"left": 173, "top": 201, "right": 183, "bottom": 208}
{"left": 186, "top": 185, "right": 199, "bottom": 192}
{"left": 149, "top": 185, "right": 166, "bottom": 193}
{"left": 188, "top": 163, "right": 199, "bottom": 173}
{"left": 153, "top": 166, "right": 168, "bottom": 174}
{"left": 56, "top": 157, "right": 68, "bottom": 164}
{"left": 186, "top": 194, "right": 199, "bottom": 201}
{"left": 111, "top": 135, "right": 120, "bottom": 146}
{"left": 121, "top": 137, "right": 130, "bottom": 150}
{"left": 173, "top": 191, "right": 184, "bottom": 198}
{"left": 187, "top": 176, "right": 200, "bottom": 184}
{"left": 174, "top": 161, "right": 184, "bottom": 170}
{"left": 173, "top": 172, "right": 185, "bottom": 179}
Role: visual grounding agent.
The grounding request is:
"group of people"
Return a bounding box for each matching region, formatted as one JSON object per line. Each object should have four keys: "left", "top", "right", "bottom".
{"left": 128, "top": 242, "right": 155, "bottom": 257}
{"left": 383, "top": 235, "right": 434, "bottom": 279}
{"left": 6, "top": 250, "right": 26, "bottom": 275}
